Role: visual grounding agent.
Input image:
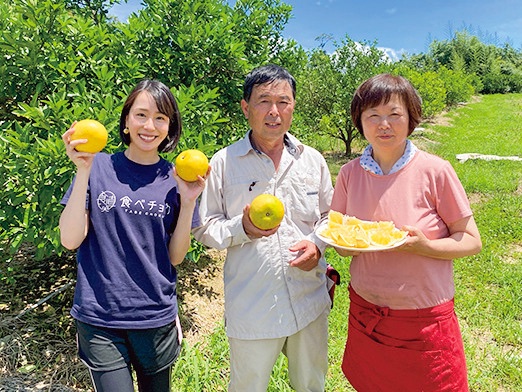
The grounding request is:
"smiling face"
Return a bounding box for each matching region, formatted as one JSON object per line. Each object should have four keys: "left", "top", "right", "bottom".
{"left": 240, "top": 80, "right": 295, "bottom": 144}
{"left": 125, "top": 91, "right": 170, "bottom": 159}
{"left": 361, "top": 94, "right": 410, "bottom": 158}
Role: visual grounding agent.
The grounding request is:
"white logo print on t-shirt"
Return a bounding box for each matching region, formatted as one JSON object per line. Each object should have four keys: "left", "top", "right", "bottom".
{"left": 97, "top": 191, "right": 117, "bottom": 212}
{"left": 96, "top": 191, "right": 172, "bottom": 218}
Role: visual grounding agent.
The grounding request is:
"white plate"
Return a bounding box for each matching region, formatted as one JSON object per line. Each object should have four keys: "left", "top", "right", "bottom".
{"left": 314, "top": 221, "right": 408, "bottom": 252}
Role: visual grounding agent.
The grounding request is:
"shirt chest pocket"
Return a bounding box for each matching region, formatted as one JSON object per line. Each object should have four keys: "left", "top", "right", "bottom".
{"left": 223, "top": 175, "right": 271, "bottom": 218}
{"left": 286, "top": 170, "right": 321, "bottom": 223}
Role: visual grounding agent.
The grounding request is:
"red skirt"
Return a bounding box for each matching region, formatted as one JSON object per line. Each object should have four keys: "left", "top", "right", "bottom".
{"left": 342, "top": 286, "right": 469, "bottom": 392}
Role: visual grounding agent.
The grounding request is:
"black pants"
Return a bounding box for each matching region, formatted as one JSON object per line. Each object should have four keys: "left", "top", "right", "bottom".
{"left": 76, "top": 320, "right": 181, "bottom": 392}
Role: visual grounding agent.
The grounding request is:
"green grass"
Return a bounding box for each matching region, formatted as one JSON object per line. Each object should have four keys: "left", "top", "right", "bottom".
{"left": 172, "top": 94, "right": 522, "bottom": 391}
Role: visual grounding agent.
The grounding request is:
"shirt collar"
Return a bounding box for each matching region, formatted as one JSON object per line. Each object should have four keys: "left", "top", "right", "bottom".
{"left": 239, "top": 130, "right": 302, "bottom": 158}
{"left": 360, "top": 139, "right": 418, "bottom": 175}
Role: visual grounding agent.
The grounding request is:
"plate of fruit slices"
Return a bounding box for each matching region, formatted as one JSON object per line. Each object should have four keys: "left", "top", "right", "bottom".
{"left": 314, "top": 212, "right": 408, "bottom": 252}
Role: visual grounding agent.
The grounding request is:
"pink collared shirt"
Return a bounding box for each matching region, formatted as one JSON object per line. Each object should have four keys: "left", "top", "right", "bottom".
{"left": 331, "top": 150, "right": 472, "bottom": 309}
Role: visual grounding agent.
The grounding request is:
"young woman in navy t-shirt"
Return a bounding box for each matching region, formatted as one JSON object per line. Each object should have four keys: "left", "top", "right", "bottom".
{"left": 60, "top": 79, "right": 207, "bottom": 391}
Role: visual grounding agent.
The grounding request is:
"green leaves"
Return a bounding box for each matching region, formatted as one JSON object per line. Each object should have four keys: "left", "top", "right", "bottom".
{"left": 171, "top": 83, "right": 226, "bottom": 154}
{"left": 297, "top": 38, "right": 389, "bottom": 155}
{"left": 426, "top": 31, "right": 522, "bottom": 94}
{"left": 0, "top": 0, "right": 293, "bottom": 262}
{"left": 0, "top": 124, "right": 69, "bottom": 259}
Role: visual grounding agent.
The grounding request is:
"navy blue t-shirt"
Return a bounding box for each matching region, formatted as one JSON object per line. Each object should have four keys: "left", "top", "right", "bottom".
{"left": 61, "top": 152, "right": 200, "bottom": 329}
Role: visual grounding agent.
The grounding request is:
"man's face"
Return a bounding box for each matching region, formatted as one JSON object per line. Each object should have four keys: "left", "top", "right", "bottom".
{"left": 241, "top": 80, "right": 295, "bottom": 141}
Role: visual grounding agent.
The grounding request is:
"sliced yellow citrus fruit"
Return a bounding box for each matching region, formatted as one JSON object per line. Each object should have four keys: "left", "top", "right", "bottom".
{"left": 328, "top": 210, "right": 344, "bottom": 225}
{"left": 321, "top": 211, "right": 407, "bottom": 249}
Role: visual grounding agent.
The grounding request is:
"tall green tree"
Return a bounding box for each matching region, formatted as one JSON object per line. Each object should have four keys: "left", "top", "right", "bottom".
{"left": 297, "top": 37, "right": 389, "bottom": 156}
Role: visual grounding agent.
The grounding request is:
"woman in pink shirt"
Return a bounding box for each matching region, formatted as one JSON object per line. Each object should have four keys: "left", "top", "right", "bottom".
{"left": 330, "top": 74, "right": 482, "bottom": 391}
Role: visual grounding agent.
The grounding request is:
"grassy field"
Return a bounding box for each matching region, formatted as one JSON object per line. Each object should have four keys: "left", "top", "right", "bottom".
{"left": 172, "top": 94, "right": 522, "bottom": 391}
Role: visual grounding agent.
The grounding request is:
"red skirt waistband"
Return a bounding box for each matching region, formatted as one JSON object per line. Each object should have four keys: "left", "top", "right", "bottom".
{"left": 349, "top": 285, "right": 455, "bottom": 320}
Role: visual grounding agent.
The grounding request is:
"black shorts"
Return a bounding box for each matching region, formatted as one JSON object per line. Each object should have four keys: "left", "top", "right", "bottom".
{"left": 75, "top": 319, "right": 181, "bottom": 376}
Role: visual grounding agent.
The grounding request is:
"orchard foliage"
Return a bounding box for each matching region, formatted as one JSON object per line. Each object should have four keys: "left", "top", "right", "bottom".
{"left": 0, "top": 0, "right": 291, "bottom": 262}
{"left": 411, "top": 31, "right": 522, "bottom": 94}
{"left": 296, "top": 37, "right": 388, "bottom": 155}
{"left": 294, "top": 35, "right": 482, "bottom": 155}
{"left": 1, "top": 0, "right": 136, "bottom": 261}
{"left": 1, "top": 0, "right": 521, "bottom": 267}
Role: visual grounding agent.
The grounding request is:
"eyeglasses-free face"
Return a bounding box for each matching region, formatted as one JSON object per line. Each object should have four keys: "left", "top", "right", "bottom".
{"left": 361, "top": 95, "right": 410, "bottom": 166}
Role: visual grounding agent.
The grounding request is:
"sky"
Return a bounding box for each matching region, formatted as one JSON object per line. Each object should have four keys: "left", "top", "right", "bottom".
{"left": 110, "top": 0, "right": 522, "bottom": 60}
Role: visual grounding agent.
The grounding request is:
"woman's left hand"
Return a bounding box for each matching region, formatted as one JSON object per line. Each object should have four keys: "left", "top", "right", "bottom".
{"left": 395, "top": 217, "right": 481, "bottom": 260}
{"left": 173, "top": 166, "right": 210, "bottom": 206}
{"left": 393, "top": 225, "right": 427, "bottom": 253}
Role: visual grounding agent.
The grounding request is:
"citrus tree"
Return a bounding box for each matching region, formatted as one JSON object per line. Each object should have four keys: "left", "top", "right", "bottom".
{"left": 297, "top": 37, "right": 390, "bottom": 155}
{"left": 0, "top": 0, "right": 292, "bottom": 264}
{"left": 0, "top": 0, "right": 139, "bottom": 260}
{"left": 119, "top": 0, "right": 292, "bottom": 145}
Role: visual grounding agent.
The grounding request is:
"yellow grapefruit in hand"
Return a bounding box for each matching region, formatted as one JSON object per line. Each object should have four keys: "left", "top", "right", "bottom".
{"left": 175, "top": 149, "right": 209, "bottom": 182}
{"left": 70, "top": 119, "right": 108, "bottom": 153}
{"left": 249, "top": 194, "right": 285, "bottom": 230}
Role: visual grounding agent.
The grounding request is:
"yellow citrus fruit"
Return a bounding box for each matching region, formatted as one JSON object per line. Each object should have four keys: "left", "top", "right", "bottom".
{"left": 355, "top": 229, "right": 370, "bottom": 248}
{"left": 71, "top": 119, "right": 108, "bottom": 153}
{"left": 249, "top": 194, "right": 285, "bottom": 230}
{"left": 327, "top": 211, "right": 344, "bottom": 229}
{"left": 175, "top": 149, "right": 209, "bottom": 182}
{"left": 369, "top": 229, "right": 406, "bottom": 247}
{"left": 337, "top": 231, "right": 357, "bottom": 247}
{"left": 345, "top": 216, "right": 363, "bottom": 226}
{"left": 369, "top": 231, "right": 393, "bottom": 246}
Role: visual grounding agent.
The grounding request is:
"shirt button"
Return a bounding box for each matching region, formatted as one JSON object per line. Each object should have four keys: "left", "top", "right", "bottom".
{"left": 287, "top": 277, "right": 292, "bottom": 282}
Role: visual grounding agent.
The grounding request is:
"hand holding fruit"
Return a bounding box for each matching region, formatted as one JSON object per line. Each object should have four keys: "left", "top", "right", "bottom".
{"left": 69, "top": 119, "right": 108, "bottom": 153}
{"left": 62, "top": 119, "right": 108, "bottom": 169}
{"left": 389, "top": 225, "right": 420, "bottom": 254}
{"left": 173, "top": 149, "right": 210, "bottom": 206}
{"left": 242, "top": 194, "right": 284, "bottom": 238}
{"left": 173, "top": 166, "right": 209, "bottom": 208}
{"left": 62, "top": 121, "right": 95, "bottom": 169}
{"left": 242, "top": 205, "right": 279, "bottom": 239}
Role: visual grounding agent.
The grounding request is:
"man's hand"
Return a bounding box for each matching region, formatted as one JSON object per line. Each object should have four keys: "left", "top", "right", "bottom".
{"left": 242, "top": 204, "right": 279, "bottom": 239}
{"left": 289, "top": 240, "right": 321, "bottom": 271}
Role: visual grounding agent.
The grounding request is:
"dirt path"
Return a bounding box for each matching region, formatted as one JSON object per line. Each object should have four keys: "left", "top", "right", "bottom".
{"left": 177, "top": 249, "right": 225, "bottom": 346}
